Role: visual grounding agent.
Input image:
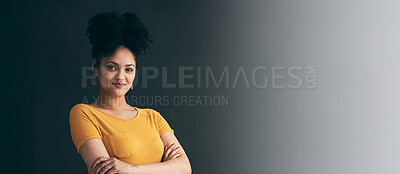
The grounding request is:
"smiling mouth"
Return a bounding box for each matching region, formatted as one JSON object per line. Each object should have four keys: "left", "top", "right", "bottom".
{"left": 112, "top": 83, "right": 126, "bottom": 88}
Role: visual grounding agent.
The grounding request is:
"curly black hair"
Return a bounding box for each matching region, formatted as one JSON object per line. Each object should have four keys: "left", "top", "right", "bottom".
{"left": 85, "top": 11, "right": 153, "bottom": 67}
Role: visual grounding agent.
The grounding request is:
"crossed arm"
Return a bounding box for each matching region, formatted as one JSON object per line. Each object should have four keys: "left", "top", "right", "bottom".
{"left": 79, "top": 131, "right": 191, "bottom": 174}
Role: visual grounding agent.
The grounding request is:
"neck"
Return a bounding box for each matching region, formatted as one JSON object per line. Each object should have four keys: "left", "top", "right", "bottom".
{"left": 94, "top": 89, "right": 128, "bottom": 109}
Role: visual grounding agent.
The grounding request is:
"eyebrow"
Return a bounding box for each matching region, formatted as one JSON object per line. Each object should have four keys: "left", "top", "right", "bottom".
{"left": 105, "top": 61, "right": 135, "bottom": 67}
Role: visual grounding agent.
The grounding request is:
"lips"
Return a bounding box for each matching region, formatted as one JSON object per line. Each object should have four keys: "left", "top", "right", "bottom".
{"left": 112, "top": 83, "right": 126, "bottom": 88}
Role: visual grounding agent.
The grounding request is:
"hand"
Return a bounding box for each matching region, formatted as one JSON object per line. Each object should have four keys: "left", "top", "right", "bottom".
{"left": 162, "top": 143, "right": 181, "bottom": 162}
{"left": 91, "top": 156, "right": 135, "bottom": 174}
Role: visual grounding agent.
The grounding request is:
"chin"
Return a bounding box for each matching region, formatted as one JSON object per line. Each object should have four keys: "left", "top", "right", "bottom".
{"left": 104, "top": 88, "right": 128, "bottom": 97}
{"left": 114, "top": 90, "right": 128, "bottom": 96}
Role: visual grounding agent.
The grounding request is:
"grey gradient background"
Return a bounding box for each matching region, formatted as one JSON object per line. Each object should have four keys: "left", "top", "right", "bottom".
{"left": 2, "top": 0, "right": 400, "bottom": 173}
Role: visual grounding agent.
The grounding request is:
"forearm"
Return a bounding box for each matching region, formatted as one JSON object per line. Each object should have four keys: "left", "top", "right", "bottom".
{"left": 131, "top": 157, "right": 191, "bottom": 174}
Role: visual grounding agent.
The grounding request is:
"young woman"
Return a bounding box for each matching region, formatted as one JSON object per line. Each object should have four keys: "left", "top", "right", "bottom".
{"left": 69, "top": 11, "right": 191, "bottom": 174}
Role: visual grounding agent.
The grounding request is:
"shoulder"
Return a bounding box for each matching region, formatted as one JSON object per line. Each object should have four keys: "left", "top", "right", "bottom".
{"left": 70, "top": 103, "right": 90, "bottom": 113}
{"left": 70, "top": 103, "right": 89, "bottom": 110}
{"left": 69, "top": 103, "right": 94, "bottom": 120}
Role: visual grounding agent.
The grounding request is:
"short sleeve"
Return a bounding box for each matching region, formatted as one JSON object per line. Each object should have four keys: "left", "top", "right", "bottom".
{"left": 154, "top": 111, "right": 174, "bottom": 136}
{"left": 69, "top": 104, "right": 101, "bottom": 153}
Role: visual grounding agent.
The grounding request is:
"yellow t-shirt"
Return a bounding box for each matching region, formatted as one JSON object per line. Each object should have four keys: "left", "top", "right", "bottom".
{"left": 69, "top": 104, "right": 174, "bottom": 173}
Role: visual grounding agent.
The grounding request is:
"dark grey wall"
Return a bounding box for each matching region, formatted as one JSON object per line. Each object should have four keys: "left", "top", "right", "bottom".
{"left": 3, "top": 0, "right": 400, "bottom": 174}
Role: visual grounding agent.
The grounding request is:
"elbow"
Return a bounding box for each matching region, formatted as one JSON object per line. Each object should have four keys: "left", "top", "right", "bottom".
{"left": 183, "top": 161, "right": 192, "bottom": 174}
{"left": 182, "top": 166, "right": 191, "bottom": 174}
{"left": 186, "top": 166, "right": 192, "bottom": 174}
{"left": 176, "top": 159, "right": 191, "bottom": 174}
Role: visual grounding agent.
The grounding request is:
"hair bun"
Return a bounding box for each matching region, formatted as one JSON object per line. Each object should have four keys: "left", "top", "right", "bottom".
{"left": 85, "top": 11, "right": 152, "bottom": 63}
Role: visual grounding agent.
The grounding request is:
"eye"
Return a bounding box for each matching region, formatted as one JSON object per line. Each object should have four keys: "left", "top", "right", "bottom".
{"left": 126, "top": 68, "right": 134, "bottom": 72}
{"left": 107, "top": 66, "right": 116, "bottom": 71}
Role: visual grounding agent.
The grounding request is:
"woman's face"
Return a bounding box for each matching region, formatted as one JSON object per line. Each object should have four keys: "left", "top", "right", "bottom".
{"left": 94, "top": 47, "right": 136, "bottom": 97}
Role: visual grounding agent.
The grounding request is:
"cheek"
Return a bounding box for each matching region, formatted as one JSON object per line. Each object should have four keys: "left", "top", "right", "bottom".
{"left": 129, "top": 74, "right": 136, "bottom": 83}
{"left": 98, "top": 72, "right": 114, "bottom": 83}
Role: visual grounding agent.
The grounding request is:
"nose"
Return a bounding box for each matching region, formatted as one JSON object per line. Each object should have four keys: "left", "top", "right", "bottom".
{"left": 115, "top": 68, "right": 125, "bottom": 80}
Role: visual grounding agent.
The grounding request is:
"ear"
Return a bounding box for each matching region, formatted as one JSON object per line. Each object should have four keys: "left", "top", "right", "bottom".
{"left": 91, "top": 59, "right": 98, "bottom": 76}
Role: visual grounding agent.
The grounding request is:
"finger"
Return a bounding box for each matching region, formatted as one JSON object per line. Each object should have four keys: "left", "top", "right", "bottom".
{"left": 170, "top": 152, "right": 181, "bottom": 159}
{"left": 167, "top": 146, "right": 180, "bottom": 157}
{"left": 91, "top": 157, "right": 104, "bottom": 169}
{"left": 163, "top": 147, "right": 171, "bottom": 161}
{"left": 165, "top": 143, "right": 175, "bottom": 155}
{"left": 164, "top": 144, "right": 174, "bottom": 159}
{"left": 105, "top": 166, "right": 118, "bottom": 174}
{"left": 167, "top": 143, "right": 175, "bottom": 150}
{"left": 162, "top": 145, "right": 167, "bottom": 160}
{"left": 91, "top": 156, "right": 108, "bottom": 169}
{"left": 166, "top": 143, "right": 175, "bottom": 151}
{"left": 98, "top": 163, "right": 113, "bottom": 174}
{"left": 94, "top": 159, "right": 112, "bottom": 174}
{"left": 167, "top": 146, "right": 180, "bottom": 159}
{"left": 163, "top": 143, "right": 176, "bottom": 159}
{"left": 171, "top": 146, "right": 180, "bottom": 154}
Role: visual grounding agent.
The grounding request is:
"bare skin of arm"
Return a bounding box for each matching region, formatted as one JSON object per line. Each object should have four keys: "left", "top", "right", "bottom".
{"left": 78, "top": 139, "right": 111, "bottom": 174}
{"left": 80, "top": 132, "right": 191, "bottom": 174}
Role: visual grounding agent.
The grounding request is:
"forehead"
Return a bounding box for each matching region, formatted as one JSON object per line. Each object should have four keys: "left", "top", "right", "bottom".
{"left": 102, "top": 47, "right": 136, "bottom": 65}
